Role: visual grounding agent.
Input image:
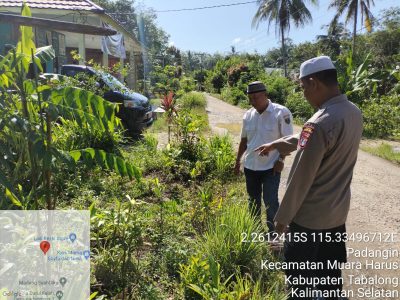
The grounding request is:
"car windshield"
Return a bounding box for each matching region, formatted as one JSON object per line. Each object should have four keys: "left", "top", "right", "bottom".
{"left": 97, "top": 71, "right": 130, "bottom": 94}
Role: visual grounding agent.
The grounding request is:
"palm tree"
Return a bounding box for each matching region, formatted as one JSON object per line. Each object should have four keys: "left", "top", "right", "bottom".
{"left": 317, "top": 21, "right": 350, "bottom": 57}
{"left": 329, "top": 0, "right": 375, "bottom": 55}
{"left": 252, "top": 0, "right": 318, "bottom": 77}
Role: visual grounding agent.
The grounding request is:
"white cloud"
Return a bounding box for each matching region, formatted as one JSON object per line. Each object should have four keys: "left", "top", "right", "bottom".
{"left": 232, "top": 37, "right": 241, "bottom": 44}
{"left": 168, "top": 41, "right": 175, "bottom": 47}
{"left": 244, "top": 38, "right": 256, "bottom": 45}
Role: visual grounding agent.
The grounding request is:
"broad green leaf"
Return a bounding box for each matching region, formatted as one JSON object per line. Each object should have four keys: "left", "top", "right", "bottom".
{"left": 0, "top": 74, "right": 9, "bottom": 87}
{"left": 70, "top": 149, "right": 141, "bottom": 182}
{"left": 116, "top": 157, "right": 127, "bottom": 177}
{"left": 16, "top": 3, "right": 36, "bottom": 57}
{"left": 35, "top": 45, "right": 55, "bottom": 62}
{"left": 45, "top": 87, "right": 118, "bottom": 132}
{"left": 23, "top": 80, "right": 35, "bottom": 95}
{"left": 79, "top": 89, "right": 89, "bottom": 110}
{"left": 106, "top": 152, "right": 115, "bottom": 170}
{"left": 33, "top": 56, "right": 43, "bottom": 72}
{"left": 69, "top": 150, "right": 82, "bottom": 162}
{"left": 5, "top": 188, "right": 22, "bottom": 207}
{"left": 85, "top": 148, "right": 95, "bottom": 159}
{"left": 89, "top": 202, "right": 96, "bottom": 218}
{"left": 94, "top": 149, "right": 106, "bottom": 166}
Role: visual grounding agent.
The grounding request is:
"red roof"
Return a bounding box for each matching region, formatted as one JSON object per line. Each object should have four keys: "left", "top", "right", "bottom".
{"left": 0, "top": 0, "right": 104, "bottom": 12}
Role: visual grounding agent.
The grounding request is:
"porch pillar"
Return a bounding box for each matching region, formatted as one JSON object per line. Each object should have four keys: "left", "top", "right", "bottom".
{"left": 78, "top": 33, "right": 86, "bottom": 64}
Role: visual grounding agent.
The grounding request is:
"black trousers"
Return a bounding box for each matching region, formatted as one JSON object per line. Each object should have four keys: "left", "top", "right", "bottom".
{"left": 244, "top": 168, "right": 280, "bottom": 232}
{"left": 284, "top": 222, "right": 347, "bottom": 300}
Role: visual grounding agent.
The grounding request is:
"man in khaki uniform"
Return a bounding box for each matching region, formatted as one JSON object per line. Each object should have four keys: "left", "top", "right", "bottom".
{"left": 256, "top": 56, "right": 363, "bottom": 300}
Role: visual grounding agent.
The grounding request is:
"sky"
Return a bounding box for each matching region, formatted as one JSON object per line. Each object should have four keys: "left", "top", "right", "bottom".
{"left": 138, "top": 0, "right": 399, "bottom": 54}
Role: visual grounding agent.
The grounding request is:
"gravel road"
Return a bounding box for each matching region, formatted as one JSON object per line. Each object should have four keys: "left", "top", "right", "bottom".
{"left": 206, "top": 93, "right": 400, "bottom": 299}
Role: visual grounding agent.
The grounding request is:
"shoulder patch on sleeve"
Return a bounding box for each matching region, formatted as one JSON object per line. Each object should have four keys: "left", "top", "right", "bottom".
{"left": 298, "top": 123, "right": 315, "bottom": 149}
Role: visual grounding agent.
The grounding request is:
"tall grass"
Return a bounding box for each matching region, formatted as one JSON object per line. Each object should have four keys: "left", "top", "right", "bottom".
{"left": 199, "top": 202, "right": 266, "bottom": 280}
{"left": 180, "top": 201, "right": 286, "bottom": 299}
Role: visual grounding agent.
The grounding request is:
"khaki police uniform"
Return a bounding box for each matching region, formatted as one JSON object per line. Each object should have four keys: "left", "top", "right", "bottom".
{"left": 273, "top": 94, "right": 363, "bottom": 229}
{"left": 272, "top": 93, "right": 362, "bottom": 300}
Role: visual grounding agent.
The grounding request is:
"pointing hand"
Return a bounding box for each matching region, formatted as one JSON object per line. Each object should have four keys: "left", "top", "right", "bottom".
{"left": 254, "top": 143, "right": 275, "bottom": 156}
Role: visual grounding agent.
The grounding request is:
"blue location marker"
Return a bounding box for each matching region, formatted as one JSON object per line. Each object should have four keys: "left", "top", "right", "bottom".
{"left": 69, "top": 233, "right": 77, "bottom": 243}
{"left": 83, "top": 250, "right": 90, "bottom": 260}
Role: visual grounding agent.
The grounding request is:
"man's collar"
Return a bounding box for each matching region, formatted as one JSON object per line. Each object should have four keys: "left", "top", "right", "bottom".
{"left": 266, "top": 99, "right": 273, "bottom": 112}
{"left": 257, "top": 99, "right": 272, "bottom": 114}
{"left": 319, "top": 94, "right": 347, "bottom": 109}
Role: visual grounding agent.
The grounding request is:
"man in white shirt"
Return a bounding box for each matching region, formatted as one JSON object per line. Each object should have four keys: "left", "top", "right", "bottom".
{"left": 234, "top": 81, "right": 293, "bottom": 232}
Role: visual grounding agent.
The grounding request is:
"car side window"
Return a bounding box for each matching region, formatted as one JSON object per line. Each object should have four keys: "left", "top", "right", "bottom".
{"left": 65, "top": 70, "right": 77, "bottom": 77}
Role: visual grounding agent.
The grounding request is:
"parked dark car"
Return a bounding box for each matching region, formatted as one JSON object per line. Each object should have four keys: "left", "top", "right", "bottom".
{"left": 60, "top": 64, "right": 153, "bottom": 136}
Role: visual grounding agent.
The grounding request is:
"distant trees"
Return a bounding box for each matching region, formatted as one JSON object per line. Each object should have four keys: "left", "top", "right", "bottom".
{"left": 329, "top": 0, "right": 375, "bottom": 55}
{"left": 92, "top": 0, "right": 171, "bottom": 78}
{"left": 252, "top": 0, "right": 318, "bottom": 77}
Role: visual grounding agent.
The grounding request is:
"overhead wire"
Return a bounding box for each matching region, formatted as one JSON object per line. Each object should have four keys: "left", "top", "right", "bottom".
{"left": 109, "top": 0, "right": 379, "bottom": 55}
{"left": 108, "top": 1, "right": 257, "bottom": 15}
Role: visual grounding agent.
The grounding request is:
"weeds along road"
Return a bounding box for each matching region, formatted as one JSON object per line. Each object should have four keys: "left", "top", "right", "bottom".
{"left": 206, "top": 93, "right": 400, "bottom": 298}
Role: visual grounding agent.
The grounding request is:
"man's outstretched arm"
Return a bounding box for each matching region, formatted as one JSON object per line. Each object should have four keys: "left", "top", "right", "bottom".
{"left": 255, "top": 134, "right": 299, "bottom": 157}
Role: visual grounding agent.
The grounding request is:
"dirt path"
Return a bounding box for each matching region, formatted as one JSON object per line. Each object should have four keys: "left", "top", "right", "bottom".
{"left": 206, "top": 94, "right": 400, "bottom": 299}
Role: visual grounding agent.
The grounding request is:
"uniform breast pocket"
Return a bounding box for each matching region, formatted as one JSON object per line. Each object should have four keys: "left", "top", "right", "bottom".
{"left": 244, "top": 124, "right": 256, "bottom": 139}
{"left": 260, "top": 121, "right": 279, "bottom": 139}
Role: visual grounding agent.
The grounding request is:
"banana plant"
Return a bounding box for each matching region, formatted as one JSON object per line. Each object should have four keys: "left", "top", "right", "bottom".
{"left": 0, "top": 3, "right": 141, "bottom": 209}
{"left": 336, "top": 51, "right": 386, "bottom": 102}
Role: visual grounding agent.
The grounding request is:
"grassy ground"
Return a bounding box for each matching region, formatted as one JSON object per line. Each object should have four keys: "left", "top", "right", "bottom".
{"left": 57, "top": 91, "right": 286, "bottom": 299}
{"left": 360, "top": 142, "right": 400, "bottom": 164}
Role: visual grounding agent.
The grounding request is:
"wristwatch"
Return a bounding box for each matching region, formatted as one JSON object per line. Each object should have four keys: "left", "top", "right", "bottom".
{"left": 278, "top": 157, "right": 284, "bottom": 163}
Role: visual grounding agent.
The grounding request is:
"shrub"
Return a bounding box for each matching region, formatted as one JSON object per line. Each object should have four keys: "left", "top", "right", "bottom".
{"left": 227, "top": 63, "right": 249, "bottom": 86}
{"left": 221, "top": 86, "right": 247, "bottom": 106}
{"left": 207, "top": 71, "right": 225, "bottom": 93}
{"left": 173, "top": 110, "right": 207, "bottom": 163}
{"left": 142, "top": 132, "right": 158, "bottom": 152}
{"left": 53, "top": 118, "right": 123, "bottom": 154}
{"left": 178, "top": 91, "right": 207, "bottom": 110}
{"left": 361, "top": 94, "right": 400, "bottom": 138}
{"left": 180, "top": 255, "right": 284, "bottom": 300}
{"left": 91, "top": 200, "right": 143, "bottom": 296}
{"left": 180, "top": 254, "right": 221, "bottom": 300}
{"left": 285, "top": 91, "right": 315, "bottom": 122}
{"left": 188, "top": 183, "right": 222, "bottom": 232}
{"left": 180, "top": 76, "right": 197, "bottom": 93}
{"left": 150, "top": 65, "right": 182, "bottom": 96}
{"left": 206, "top": 135, "right": 236, "bottom": 181}
{"left": 193, "top": 70, "right": 207, "bottom": 91}
{"left": 259, "top": 74, "right": 294, "bottom": 105}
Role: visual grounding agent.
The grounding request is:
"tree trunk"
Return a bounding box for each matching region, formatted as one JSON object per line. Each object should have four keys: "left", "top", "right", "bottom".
{"left": 352, "top": 1, "right": 358, "bottom": 56}
{"left": 281, "top": 26, "right": 287, "bottom": 77}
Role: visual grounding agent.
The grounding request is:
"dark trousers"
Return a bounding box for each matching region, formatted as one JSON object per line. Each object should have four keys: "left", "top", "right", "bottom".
{"left": 284, "top": 222, "right": 347, "bottom": 300}
{"left": 244, "top": 167, "right": 280, "bottom": 232}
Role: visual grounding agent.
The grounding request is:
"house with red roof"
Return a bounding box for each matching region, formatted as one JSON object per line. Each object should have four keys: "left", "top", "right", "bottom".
{"left": 0, "top": 0, "right": 142, "bottom": 88}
